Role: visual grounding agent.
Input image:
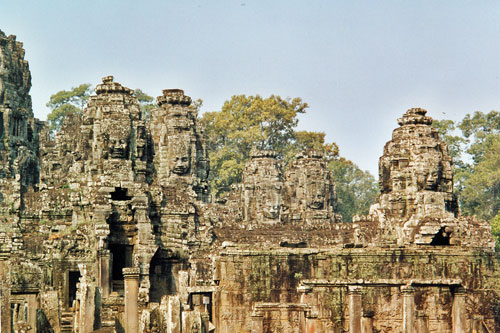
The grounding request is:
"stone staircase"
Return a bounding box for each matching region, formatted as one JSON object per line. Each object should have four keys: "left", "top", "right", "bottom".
{"left": 60, "top": 311, "right": 74, "bottom": 333}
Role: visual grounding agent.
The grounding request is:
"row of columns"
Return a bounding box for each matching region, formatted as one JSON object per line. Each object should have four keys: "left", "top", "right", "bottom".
{"left": 348, "top": 285, "right": 467, "bottom": 333}
{"left": 99, "top": 258, "right": 472, "bottom": 333}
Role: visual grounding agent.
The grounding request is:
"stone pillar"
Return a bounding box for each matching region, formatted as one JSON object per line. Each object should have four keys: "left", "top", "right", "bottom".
{"left": 361, "top": 311, "right": 373, "bottom": 333}
{"left": 165, "top": 295, "right": 181, "bottom": 333}
{"left": 123, "top": 267, "right": 140, "bottom": 333}
{"left": 0, "top": 259, "right": 7, "bottom": 333}
{"left": 201, "top": 312, "right": 210, "bottom": 332}
{"left": 98, "top": 249, "right": 111, "bottom": 298}
{"left": 251, "top": 311, "right": 264, "bottom": 333}
{"left": 416, "top": 311, "right": 429, "bottom": 333}
{"left": 401, "top": 285, "right": 415, "bottom": 333}
{"left": 348, "top": 286, "right": 362, "bottom": 333}
{"left": 452, "top": 287, "right": 466, "bottom": 333}
{"left": 471, "top": 315, "right": 483, "bottom": 333}
{"left": 305, "top": 311, "right": 318, "bottom": 333}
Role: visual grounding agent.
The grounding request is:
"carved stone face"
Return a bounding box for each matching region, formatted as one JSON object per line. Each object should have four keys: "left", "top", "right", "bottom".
{"left": 173, "top": 155, "right": 190, "bottom": 175}
{"left": 307, "top": 183, "right": 325, "bottom": 210}
{"left": 261, "top": 182, "right": 281, "bottom": 219}
{"left": 263, "top": 204, "right": 280, "bottom": 219}
{"left": 169, "top": 138, "right": 191, "bottom": 175}
{"left": 302, "top": 166, "right": 327, "bottom": 210}
{"left": 110, "top": 139, "right": 127, "bottom": 159}
{"left": 424, "top": 170, "right": 439, "bottom": 190}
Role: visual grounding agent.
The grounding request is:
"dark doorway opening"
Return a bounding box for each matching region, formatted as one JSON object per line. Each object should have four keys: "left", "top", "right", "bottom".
{"left": 110, "top": 244, "right": 133, "bottom": 280}
{"left": 109, "top": 244, "right": 133, "bottom": 293}
{"left": 68, "top": 271, "right": 81, "bottom": 308}
{"left": 430, "top": 227, "right": 450, "bottom": 246}
{"left": 111, "top": 187, "right": 131, "bottom": 201}
{"left": 149, "top": 250, "right": 178, "bottom": 303}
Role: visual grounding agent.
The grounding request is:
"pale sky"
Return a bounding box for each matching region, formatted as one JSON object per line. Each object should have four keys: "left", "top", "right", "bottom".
{"left": 2, "top": 0, "right": 500, "bottom": 176}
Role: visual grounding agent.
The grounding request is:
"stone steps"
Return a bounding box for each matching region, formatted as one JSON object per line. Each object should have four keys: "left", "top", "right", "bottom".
{"left": 60, "top": 311, "right": 74, "bottom": 332}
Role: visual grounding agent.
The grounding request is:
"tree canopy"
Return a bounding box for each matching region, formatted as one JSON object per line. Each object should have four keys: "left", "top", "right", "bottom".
{"left": 134, "top": 89, "right": 155, "bottom": 121}
{"left": 46, "top": 83, "right": 93, "bottom": 134}
{"left": 433, "top": 111, "right": 500, "bottom": 223}
{"left": 329, "top": 157, "right": 379, "bottom": 222}
{"left": 200, "top": 94, "right": 310, "bottom": 196}
{"left": 200, "top": 94, "right": 378, "bottom": 221}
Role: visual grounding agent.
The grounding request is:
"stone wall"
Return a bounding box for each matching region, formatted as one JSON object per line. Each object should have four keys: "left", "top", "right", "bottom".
{"left": 0, "top": 29, "right": 499, "bottom": 333}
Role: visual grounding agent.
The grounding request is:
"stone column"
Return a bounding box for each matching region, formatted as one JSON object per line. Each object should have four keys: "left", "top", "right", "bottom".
{"left": 251, "top": 311, "right": 264, "bottom": 333}
{"left": 349, "top": 286, "right": 362, "bottom": 333}
{"left": 201, "top": 312, "right": 210, "bottom": 332}
{"left": 452, "top": 287, "right": 466, "bottom": 333}
{"left": 165, "top": 295, "right": 181, "bottom": 333}
{"left": 0, "top": 262, "right": 7, "bottom": 333}
{"left": 471, "top": 315, "right": 483, "bottom": 333}
{"left": 401, "top": 285, "right": 415, "bottom": 333}
{"left": 123, "top": 267, "right": 140, "bottom": 333}
{"left": 0, "top": 259, "right": 6, "bottom": 333}
{"left": 98, "top": 249, "right": 110, "bottom": 298}
{"left": 298, "top": 285, "right": 318, "bottom": 333}
{"left": 361, "top": 311, "right": 373, "bottom": 333}
{"left": 305, "top": 311, "right": 318, "bottom": 333}
{"left": 416, "top": 311, "right": 429, "bottom": 333}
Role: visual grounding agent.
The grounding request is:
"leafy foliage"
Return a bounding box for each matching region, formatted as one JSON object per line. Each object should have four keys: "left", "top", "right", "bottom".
{"left": 431, "top": 119, "right": 467, "bottom": 164}
{"left": 431, "top": 119, "right": 470, "bottom": 194}
{"left": 133, "top": 89, "right": 155, "bottom": 121}
{"left": 329, "top": 157, "right": 379, "bottom": 222}
{"left": 200, "top": 94, "right": 309, "bottom": 196}
{"left": 434, "top": 111, "right": 500, "bottom": 247}
{"left": 460, "top": 134, "right": 500, "bottom": 220}
{"left": 46, "top": 84, "right": 93, "bottom": 134}
{"left": 491, "top": 214, "right": 500, "bottom": 252}
{"left": 292, "top": 131, "right": 339, "bottom": 162}
{"left": 458, "top": 111, "right": 500, "bottom": 164}
{"left": 201, "top": 94, "right": 378, "bottom": 221}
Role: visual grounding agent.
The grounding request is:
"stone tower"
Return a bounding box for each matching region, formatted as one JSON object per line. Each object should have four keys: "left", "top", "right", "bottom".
{"left": 281, "top": 149, "right": 337, "bottom": 224}
{"left": 369, "top": 108, "right": 492, "bottom": 247}
{"left": 0, "top": 30, "right": 41, "bottom": 212}
{"left": 241, "top": 149, "right": 283, "bottom": 224}
{"left": 1, "top": 30, "right": 500, "bottom": 333}
{"left": 378, "top": 107, "right": 457, "bottom": 218}
{"left": 150, "top": 89, "right": 209, "bottom": 202}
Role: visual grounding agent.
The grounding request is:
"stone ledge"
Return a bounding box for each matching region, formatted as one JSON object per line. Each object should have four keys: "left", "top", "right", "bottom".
{"left": 122, "top": 267, "right": 140, "bottom": 278}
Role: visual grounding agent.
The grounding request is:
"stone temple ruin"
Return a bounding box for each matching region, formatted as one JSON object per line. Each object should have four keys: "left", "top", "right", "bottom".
{"left": 0, "top": 29, "right": 499, "bottom": 333}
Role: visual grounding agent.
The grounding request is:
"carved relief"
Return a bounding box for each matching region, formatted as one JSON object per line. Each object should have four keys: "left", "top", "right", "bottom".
{"left": 242, "top": 149, "right": 282, "bottom": 224}
{"left": 169, "top": 136, "right": 191, "bottom": 176}
{"left": 282, "top": 150, "right": 336, "bottom": 224}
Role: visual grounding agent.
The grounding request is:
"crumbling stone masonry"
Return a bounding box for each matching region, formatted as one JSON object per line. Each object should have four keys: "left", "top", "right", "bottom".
{"left": 1, "top": 29, "right": 500, "bottom": 333}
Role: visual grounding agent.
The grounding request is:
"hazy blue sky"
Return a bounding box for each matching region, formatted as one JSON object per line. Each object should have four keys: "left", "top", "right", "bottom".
{"left": 2, "top": 0, "right": 500, "bottom": 175}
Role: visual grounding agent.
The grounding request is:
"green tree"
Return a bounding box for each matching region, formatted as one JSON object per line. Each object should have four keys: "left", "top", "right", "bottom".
{"left": 201, "top": 93, "right": 379, "bottom": 220}
{"left": 329, "top": 157, "right": 379, "bottom": 222}
{"left": 491, "top": 214, "right": 500, "bottom": 251}
{"left": 431, "top": 119, "right": 467, "bottom": 164}
{"left": 433, "top": 111, "right": 500, "bottom": 248}
{"left": 292, "top": 130, "right": 339, "bottom": 162}
{"left": 458, "top": 111, "right": 500, "bottom": 164}
{"left": 134, "top": 89, "right": 155, "bottom": 121}
{"left": 460, "top": 134, "right": 500, "bottom": 220}
{"left": 201, "top": 94, "right": 309, "bottom": 196}
{"left": 431, "top": 118, "right": 470, "bottom": 195}
{"left": 46, "top": 83, "right": 93, "bottom": 134}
